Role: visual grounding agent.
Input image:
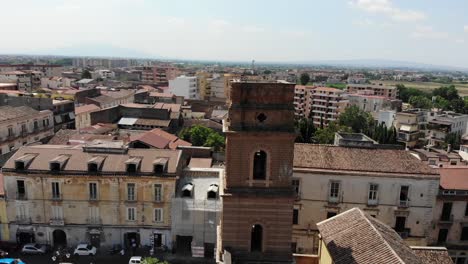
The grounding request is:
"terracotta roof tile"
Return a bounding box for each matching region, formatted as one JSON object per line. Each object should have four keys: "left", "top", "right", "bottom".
{"left": 411, "top": 247, "right": 453, "bottom": 264}
{"left": 75, "top": 104, "right": 100, "bottom": 115}
{"left": 294, "top": 144, "right": 438, "bottom": 176}
{"left": 317, "top": 208, "right": 423, "bottom": 264}
{"left": 439, "top": 168, "right": 468, "bottom": 190}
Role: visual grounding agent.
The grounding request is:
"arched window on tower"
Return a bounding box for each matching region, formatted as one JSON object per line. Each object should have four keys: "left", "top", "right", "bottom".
{"left": 253, "top": 150, "right": 267, "bottom": 180}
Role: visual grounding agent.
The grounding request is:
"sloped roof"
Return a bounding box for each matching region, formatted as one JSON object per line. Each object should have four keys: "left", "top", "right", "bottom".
{"left": 0, "top": 105, "right": 42, "bottom": 122}
{"left": 131, "top": 132, "right": 171, "bottom": 149}
{"left": 3, "top": 145, "right": 182, "bottom": 174}
{"left": 411, "top": 247, "right": 453, "bottom": 264}
{"left": 317, "top": 208, "right": 423, "bottom": 264}
{"left": 294, "top": 144, "right": 438, "bottom": 176}
{"left": 75, "top": 104, "right": 100, "bottom": 115}
{"left": 439, "top": 168, "right": 468, "bottom": 190}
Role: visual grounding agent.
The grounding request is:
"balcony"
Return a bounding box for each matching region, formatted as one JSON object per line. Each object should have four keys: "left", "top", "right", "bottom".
{"left": 86, "top": 218, "right": 103, "bottom": 226}
{"left": 49, "top": 218, "right": 65, "bottom": 226}
{"left": 51, "top": 194, "right": 62, "bottom": 201}
{"left": 16, "top": 216, "right": 31, "bottom": 224}
{"left": 16, "top": 193, "right": 27, "bottom": 200}
{"left": 328, "top": 196, "right": 340, "bottom": 204}
{"left": 398, "top": 199, "right": 409, "bottom": 208}
{"left": 367, "top": 199, "right": 378, "bottom": 206}
{"left": 438, "top": 214, "right": 454, "bottom": 224}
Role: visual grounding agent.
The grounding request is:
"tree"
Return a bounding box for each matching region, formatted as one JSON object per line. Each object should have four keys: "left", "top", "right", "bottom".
{"left": 337, "top": 105, "right": 374, "bottom": 133}
{"left": 142, "top": 257, "right": 169, "bottom": 264}
{"left": 313, "top": 122, "right": 352, "bottom": 144}
{"left": 397, "top": 84, "right": 430, "bottom": 103}
{"left": 433, "top": 96, "right": 450, "bottom": 110}
{"left": 445, "top": 132, "right": 461, "bottom": 150}
{"left": 295, "top": 118, "right": 315, "bottom": 143}
{"left": 178, "top": 125, "right": 225, "bottom": 150}
{"left": 450, "top": 98, "right": 467, "bottom": 113}
{"left": 432, "top": 85, "right": 459, "bottom": 101}
{"left": 81, "top": 69, "right": 92, "bottom": 79}
{"left": 299, "top": 73, "right": 310, "bottom": 85}
{"left": 408, "top": 95, "right": 432, "bottom": 109}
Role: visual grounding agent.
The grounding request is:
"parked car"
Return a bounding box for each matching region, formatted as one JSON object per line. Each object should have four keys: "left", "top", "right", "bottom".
{"left": 73, "top": 244, "right": 97, "bottom": 256}
{"left": 0, "top": 258, "right": 25, "bottom": 264}
{"left": 20, "top": 243, "right": 47, "bottom": 255}
{"left": 129, "top": 256, "right": 142, "bottom": 264}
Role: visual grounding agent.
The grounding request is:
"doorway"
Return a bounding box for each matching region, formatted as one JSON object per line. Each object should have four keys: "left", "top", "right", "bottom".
{"left": 251, "top": 224, "right": 263, "bottom": 252}
{"left": 154, "top": 233, "right": 162, "bottom": 248}
{"left": 90, "top": 233, "right": 101, "bottom": 248}
{"left": 52, "top": 229, "right": 67, "bottom": 247}
{"left": 17, "top": 231, "right": 35, "bottom": 245}
{"left": 176, "top": 235, "right": 192, "bottom": 256}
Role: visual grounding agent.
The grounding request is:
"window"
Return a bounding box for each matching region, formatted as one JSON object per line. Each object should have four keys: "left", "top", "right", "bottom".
{"left": 88, "top": 163, "right": 98, "bottom": 172}
{"left": 450, "top": 160, "right": 458, "bottom": 166}
{"left": 327, "top": 212, "right": 337, "bottom": 219}
{"left": 329, "top": 181, "right": 340, "bottom": 202}
{"left": 253, "top": 150, "right": 267, "bottom": 180}
{"left": 126, "top": 164, "right": 137, "bottom": 173}
{"left": 207, "top": 184, "right": 218, "bottom": 199}
{"left": 21, "top": 124, "right": 27, "bottom": 133}
{"left": 293, "top": 209, "right": 299, "bottom": 225}
{"left": 429, "top": 160, "right": 436, "bottom": 165}
{"left": 33, "top": 121, "right": 38, "bottom": 130}
{"left": 291, "top": 242, "right": 297, "bottom": 253}
{"left": 368, "top": 184, "right": 378, "bottom": 204}
{"left": 89, "top": 183, "right": 98, "bottom": 200}
{"left": 8, "top": 127, "right": 13, "bottom": 137}
{"left": 461, "top": 227, "right": 468, "bottom": 241}
{"left": 17, "top": 180, "right": 26, "bottom": 199}
{"left": 465, "top": 203, "right": 468, "bottom": 217}
{"left": 395, "top": 216, "right": 406, "bottom": 233}
{"left": 399, "top": 185, "right": 409, "bottom": 207}
{"left": 438, "top": 228, "right": 448, "bottom": 243}
{"left": 154, "top": 164, "right": 164, "bottom": 174}
{"left": 154, "top": 184, "right": 162, "bottom": 202}
{"left": 154, "top": 208, "right": 163, "bottom": 222}
{"left": 127, "top": 183, "right": 136, "bottom": 201}
{"left": 50, "top": 162, "right": 61, "bottom": 172}
{"left": 441, "top": 202, "right": 453, "bottom": 221}
{"left": 51, "top": 182, "right": 60, "bottom": 199}
{"left": 292, "top": 179, "right": 300, "bottom": 197}
{"left": 51, "top": 206, "right": 63, "bottom": 219}
{"left": 127, "top": 207, "right": 136, "bottom": 221}
{"left": 182, "top": 183, "right": 193, "bottom": 198}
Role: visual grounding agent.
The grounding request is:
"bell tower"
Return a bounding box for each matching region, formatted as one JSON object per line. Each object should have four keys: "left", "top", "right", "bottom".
{"left": 219, "top": 81, "right": 295, "bottom": 263}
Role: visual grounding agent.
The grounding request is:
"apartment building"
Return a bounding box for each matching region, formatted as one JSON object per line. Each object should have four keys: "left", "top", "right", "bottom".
{"left": 427, "top": 111, "right": 468, "bottom": 148}
{"left": 209, "top": 73, "right": 240, "bottom": 102}
{"left": 292, "top": 144, "right": 440, "bottom": 254}
{"left": 394, "top": 109, "right": 428, "bottom": 148}
{"left": 347, "top": 83, "right": 397, "bottom": 99}
{"left": 168, "top": 76, "right": 199, "bottom": 100}
{"left": 52, "top": 99, "right": 76, "bottom": 132}
{"left": 75, "top": 104, "right": 101, "bottom": 129}
{"left": 431, "top": 168, "right": 468, "bottom": 263}
{"left": 41, "top": 77, "right": 75, "bottom": 89}
{"left": 196, "top": 72, "right": 211, "bottom": 100}
{"left": 345, "top": 92, "right": 402, "bottom": 114}
{"left": 0, "top": 106, "right": 54, "bottom": 164}
{"left": 293, "top": 85, "right": 309, "bottom": 119}
{"left": 0, "top": 71, "right": 32, "bottom": 92}
{"left": 308, "top": 87, "right": 347, "bottom": 127}
{"left": 138, "top": 66, "right": 179, "bottom": 84}
{"left": 2, "top": 143, "right": 183, "bottom": 249}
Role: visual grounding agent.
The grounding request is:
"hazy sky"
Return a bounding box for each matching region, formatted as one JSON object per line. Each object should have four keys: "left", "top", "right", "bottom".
{"left": 1, "top": 0, "right": 468, "bottom": 67}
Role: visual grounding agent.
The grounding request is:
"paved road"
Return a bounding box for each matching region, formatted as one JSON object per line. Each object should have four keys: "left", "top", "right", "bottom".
{"left": 7, "top": 251, "right": 215, "bottom": 264}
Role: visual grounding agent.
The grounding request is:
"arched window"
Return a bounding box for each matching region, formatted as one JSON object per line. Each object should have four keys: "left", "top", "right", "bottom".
{"left": 253, "top": 150, "right": 267, "bottom": 180}
{"left": 251, "top": 224, "right": 263, "bottom": 252}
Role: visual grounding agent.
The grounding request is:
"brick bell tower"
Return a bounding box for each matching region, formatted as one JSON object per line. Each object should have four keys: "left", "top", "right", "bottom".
{"left": 219, "top": 81, "right": 295, "bottom": 263}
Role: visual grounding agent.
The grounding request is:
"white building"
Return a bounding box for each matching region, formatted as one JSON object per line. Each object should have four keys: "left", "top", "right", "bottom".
{"left": 377, "top": 110, "right": 396, "bottom": 128}
{"left": 291, "top": 144, "right": 440, "bottom": 254}
{"left": 427, "top": 111, "right": 468, "bottom": 148}
{"left": 168, "top": 76, "right": 199, "bottom": 100}
{"left": 92, "top": 70, "right": 115, "bottom": 80}
{"left": 41, "top": 77, "right": 75, "bottom": 89}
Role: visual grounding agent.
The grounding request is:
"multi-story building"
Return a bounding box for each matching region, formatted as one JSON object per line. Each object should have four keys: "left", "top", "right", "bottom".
{"left": 209, "top": 73, "right": 240, "bottom": 102}
{"left": 394, "top": 109, "right": 428, "bottom": 148}
{"left": 347, "top": 83, "right": 397, "bottom": 99}
{"left": 171, "top": 157, "right": 223, "bottom": 258}
{"left": 292, "top": 144, "right": 440, "bottom": 254}
{"left": 52, "top": 99, "right": 76, "bottom": 132}
{"left": 430, "top": 168, "right": 468, "bottom": 263}
{"left": 0, "top": 106, "right": 54, "bottom": 164}
{"left": 427, "top": 111, "right": 468, "bottom": 148}
{"left": 293, "top": 85, "right": 309, "bottom": 119}
{"left": 0, "top": 71, "right": 32, "bottom": 92}
{"left": 196, "top": 72, "right": 211, "bottom": 100}
{"left": 41, "top": 77, "right": 75, "bottom": 89}
{"left": 137, "top": 66, "right": 179, "bottom": 85}
{"left": 219, "top": 81, "right": 296, "bottom": 264}
{"left": 168, "top": 76, "right": 199, "bottom": 100}
{"left": 2, "top": 143, "right": 183, "bottom": 248}
{"left": 308, "top": 87, "right": 347, "bottom": 127}
{"left": 75, "top": 104, "right": 101, "bottom": 130}
{"left": 345, "top": 92, "right": 401, "bottom": 114}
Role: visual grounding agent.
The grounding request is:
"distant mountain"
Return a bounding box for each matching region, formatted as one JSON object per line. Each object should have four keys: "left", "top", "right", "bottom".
{"left": 32, "top": 44, "right": 158, "bottom": 59}
{"left": 285, "top": 59, "right": 468, "bottom": 72}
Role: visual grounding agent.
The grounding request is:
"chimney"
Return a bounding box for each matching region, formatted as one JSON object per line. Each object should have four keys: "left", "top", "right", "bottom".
{"left": 447, "top": 144, "right": 452, "bottom": 153}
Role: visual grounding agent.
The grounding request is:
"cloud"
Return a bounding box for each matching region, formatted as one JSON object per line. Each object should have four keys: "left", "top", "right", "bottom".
{"left": 349, "top": 0, "right": 426, "bottom": 22}
{"left": 464, "top": 25, "right": 468, "bottom": 33}
{"left": 411, "top": 26, "right": 448, "bottom": 40}
{"left": 455, "top": 39, "right": 465, "bottom": 44}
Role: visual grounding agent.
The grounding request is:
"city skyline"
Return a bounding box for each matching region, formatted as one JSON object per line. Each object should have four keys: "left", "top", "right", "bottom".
{"left": 1, "top": 0, "right": 468, "bottom": 67}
